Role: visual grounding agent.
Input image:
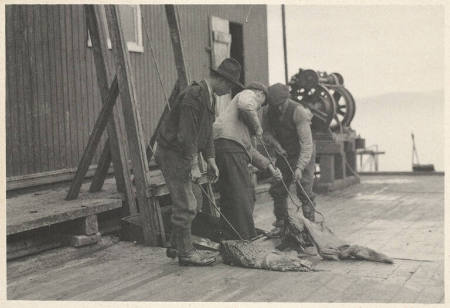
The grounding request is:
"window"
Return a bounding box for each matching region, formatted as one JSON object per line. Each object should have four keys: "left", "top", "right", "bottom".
{"left": 88, "top": 5, "right": 144, "bottom": 53}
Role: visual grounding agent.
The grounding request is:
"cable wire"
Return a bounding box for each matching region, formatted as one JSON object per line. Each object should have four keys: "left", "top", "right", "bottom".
{"left": 258, "top": 137, "right": 325, "bottom": 223}
{"left": 141, "top": 9, "right": 171, "bottom": 110}
{"left": 198, "top": 184, "right": 244, "bottom": 241}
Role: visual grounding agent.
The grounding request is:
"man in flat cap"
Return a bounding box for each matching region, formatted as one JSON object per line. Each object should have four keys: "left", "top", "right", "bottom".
{"left": 262, "top": 83, "right": 317, "bottom": 235}
{"left": 155, "top": 58, "right": 243, "bottom": 266}
{"left": 213, "top": 81, "right": 282, "bottom": 240}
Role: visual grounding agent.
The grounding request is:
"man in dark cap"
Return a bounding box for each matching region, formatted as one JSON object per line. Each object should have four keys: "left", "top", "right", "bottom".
{"left": 262, "top": 83, "right": 316, "bottom": 235}
{"left": 213, "top": 81, "right": 282, "bottom": 240}
{"left": 155, "top": 58, "right": 243, "bottom": 266}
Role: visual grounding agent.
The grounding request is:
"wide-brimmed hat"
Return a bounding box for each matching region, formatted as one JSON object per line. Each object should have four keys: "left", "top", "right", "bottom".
{"left": 245, "top": 81, "right": 268, "bottom": 97}
{"left": 267, "top": 83, "right": 290, "bottom": 106}
{"left": 211, "top": 58, "right": 244, "bottom": 89}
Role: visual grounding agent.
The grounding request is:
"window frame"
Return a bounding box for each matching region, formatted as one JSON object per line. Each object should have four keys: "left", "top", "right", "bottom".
{"left": 87, "top": 5, "right": 144, "bottom": 53}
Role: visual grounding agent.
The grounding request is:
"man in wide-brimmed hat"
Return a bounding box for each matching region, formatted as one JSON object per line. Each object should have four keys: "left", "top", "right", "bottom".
{"left": 262, "top": 83, "right": 316, "bottom": 235}
{"left": 155, "top": 58, "right": 243, "bottom": 266}
{"left": 213, "top": 81, "right": 282, "bottom": 240}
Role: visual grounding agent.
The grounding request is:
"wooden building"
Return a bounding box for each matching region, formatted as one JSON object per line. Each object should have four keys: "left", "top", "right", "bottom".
{"left": 6, "top": 4, "right": 269, "bottom": 190}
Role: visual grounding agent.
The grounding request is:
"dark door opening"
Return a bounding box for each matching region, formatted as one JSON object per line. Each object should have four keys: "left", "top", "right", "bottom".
{"left": 230, "top": 22, "right": 244, "bottom": 95}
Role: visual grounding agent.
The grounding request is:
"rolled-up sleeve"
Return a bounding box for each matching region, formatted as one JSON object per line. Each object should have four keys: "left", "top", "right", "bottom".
{"left": 237, "top": 90, "right": 263, "bottom": 135}
{"left": 249, "top": 146, "right": 270, "bottom": 170}
{"left": 294, "top": 106, "right": 313, "bottom": 170}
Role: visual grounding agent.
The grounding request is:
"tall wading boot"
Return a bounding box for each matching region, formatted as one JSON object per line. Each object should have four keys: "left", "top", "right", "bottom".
{"left": 166, "top": 231, "right": 177, "bottom": 259}
{"left": 301, "top": 199, "right": 316, "bottom": 248}
{"left": 176, "top": 229, "right": 216, "bottom": 266}
{"left": 269, "top": 198, "right": 288, "bottom": 236}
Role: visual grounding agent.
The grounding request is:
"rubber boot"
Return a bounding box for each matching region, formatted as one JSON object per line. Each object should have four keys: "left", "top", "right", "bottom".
{"left": 166, "top": 231, "right": 177, "bottom": 259}
{"left": 176, "top": 229, "right": 216, "bottom": 266}
{"left": 301, "top": 199, "right": 316, "bottom": 247}
{"left": 270, "top": 198, "right": 288, "bottom": 236}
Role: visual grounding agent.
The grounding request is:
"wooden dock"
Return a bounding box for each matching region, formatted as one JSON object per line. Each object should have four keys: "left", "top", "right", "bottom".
{"left": 7, "top": 174, "right": 444, "bottom": 303}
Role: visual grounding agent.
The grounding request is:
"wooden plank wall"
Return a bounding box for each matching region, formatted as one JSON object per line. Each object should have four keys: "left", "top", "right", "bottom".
{"left": 5, "top": 4, "right": 269, "bottom": 184}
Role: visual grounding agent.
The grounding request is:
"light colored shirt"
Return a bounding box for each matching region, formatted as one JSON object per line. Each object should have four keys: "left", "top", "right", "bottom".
{"left": 213, "top": 89, "right": 270, "bottom": 170}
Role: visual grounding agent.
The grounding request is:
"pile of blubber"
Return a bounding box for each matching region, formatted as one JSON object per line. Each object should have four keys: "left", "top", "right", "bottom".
{"left": 220, "top": 205, "right": 393, "bottom": 272}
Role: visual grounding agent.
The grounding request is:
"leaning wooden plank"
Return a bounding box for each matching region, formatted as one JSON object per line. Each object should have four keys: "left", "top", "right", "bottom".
{"left": 104, "top": 5, "right": 162, "bottom": 246}
{"left": 65, "top": 76, "right": 119, "bottom": 201}
{"left": 85, "top": 5, "right": 137, "bottom": 215}
{"left": 147, "top": 80, "right": 179, "bottom": 160}
{"left": 89, "top": 138, "right": 112, "bottom": 193}
{"left": 147, "top": 5, "right": 191, "bottom": 153}
{"left": 165, "top": 5, "right": 189, "bottom": 88}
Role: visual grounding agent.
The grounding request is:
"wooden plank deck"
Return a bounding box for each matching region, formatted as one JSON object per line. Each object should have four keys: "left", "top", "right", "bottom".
{"left": 7, "top": 175, "right": 445, "bottom": 303}
{"left": 6, "top": 180, "right": 122, "bottom": 236}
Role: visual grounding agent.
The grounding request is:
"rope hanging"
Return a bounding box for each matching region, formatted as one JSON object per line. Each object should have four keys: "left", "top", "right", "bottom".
{"left": 141, "top": 12, "right": 171, "bottom": 111}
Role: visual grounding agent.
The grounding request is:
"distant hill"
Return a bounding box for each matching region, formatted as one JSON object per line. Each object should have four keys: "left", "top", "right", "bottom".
{"left": 350, "top": 90, "right": 444, "bottom": 171}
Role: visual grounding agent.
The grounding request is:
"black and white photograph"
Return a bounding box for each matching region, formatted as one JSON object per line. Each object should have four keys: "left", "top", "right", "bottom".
{"left": 1, "top": 1, "right": 446, "bottom": 304}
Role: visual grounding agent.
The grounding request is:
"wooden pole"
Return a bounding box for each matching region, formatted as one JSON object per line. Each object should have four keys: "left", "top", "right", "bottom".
{"left": 89, "top": 138, "right": 112, "bottom": 192}
{"left": 147, "top": 5, "right": 190, "bottom": 156}
{"left": 83, "top": 5, "right": 137, "bottom": 215}
{"left": 104, "top": 5, "right": 161, "bottom": 245}
{"left": 281, "top": 4, "right": 289, "bottom": 85}
{"left": 147, "top": 81, "right": 180, "bottom": 160}
{"left": 165, "top": 5, "right": 189, "bottom": 88}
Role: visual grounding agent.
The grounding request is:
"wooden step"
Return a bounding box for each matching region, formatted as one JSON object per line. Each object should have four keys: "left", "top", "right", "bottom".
{"left": 7, "top": 181, "right": 122, "bottom": 236}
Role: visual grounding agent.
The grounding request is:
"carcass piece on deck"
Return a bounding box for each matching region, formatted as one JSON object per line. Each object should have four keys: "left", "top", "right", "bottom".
{"left": 285, "top": 207, "right": 393, "bottom": 264}
{"left": 220, "top": 240, "right": 313, "bottom": 272}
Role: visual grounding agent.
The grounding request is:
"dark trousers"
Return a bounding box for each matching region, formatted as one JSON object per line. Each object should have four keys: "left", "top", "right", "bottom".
{"left": 269, "top": 149, "right": 316, "bottom": 222}
{"left": 215, "top": 139, "right": 257, "bottom": 240}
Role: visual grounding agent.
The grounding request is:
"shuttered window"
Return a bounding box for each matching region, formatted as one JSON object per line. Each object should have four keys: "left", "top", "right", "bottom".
{"left": 87, "top": 5, "right": 143, "bottom": 53}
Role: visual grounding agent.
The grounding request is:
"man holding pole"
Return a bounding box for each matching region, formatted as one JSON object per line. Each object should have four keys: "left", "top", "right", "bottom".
{"left": 155, "top": 58, "right": 243, "bottom": 266}
{"left": 213, "top": 82, "right": 282, "bottom": 240}
{"left": 262, "top": 83, "right": 317, "bottom": 235}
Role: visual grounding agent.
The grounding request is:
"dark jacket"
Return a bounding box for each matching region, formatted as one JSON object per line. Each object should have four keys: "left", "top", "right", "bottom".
{"left": 262, "top": 99, "right": 313, "bottom": 171}
{"left": 157, "top": 80, "right": 215, "bottom": 162}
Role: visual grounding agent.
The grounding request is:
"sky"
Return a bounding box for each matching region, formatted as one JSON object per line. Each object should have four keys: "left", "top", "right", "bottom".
{"left": 267, "top": 5, "right": 444, "bottom": 98}
{"left": 266, "top": 4, "right": 445, "bottom": 171}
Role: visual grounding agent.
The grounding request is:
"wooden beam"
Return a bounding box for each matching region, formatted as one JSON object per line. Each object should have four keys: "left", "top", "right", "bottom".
{"left": 147, "top": 80, "right": 180, "bottom": 160}
{"left": 65, "top": 76, "right": 119, "bottom": 200}
{"left": 147, "top": 5, "right": 190, "bottom": 157}
{"left": 85, "top": 5, "right": 137, "bottom": 215}
{"left": 104, "top": 5, "right": 162, "bottom": 246}
{"left": 89, "top": 138, "right": 112, "bottom": 192}
{"left": 165, "top": 5, "right": 189, "bottom": 88}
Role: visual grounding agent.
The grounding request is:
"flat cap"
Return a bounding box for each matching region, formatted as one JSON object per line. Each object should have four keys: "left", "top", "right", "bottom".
{"left": 245, "top": 81, "right": 268, "bottom": 96}
{"left": 267, "top": 83, "right": 290, "bottom": 106}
